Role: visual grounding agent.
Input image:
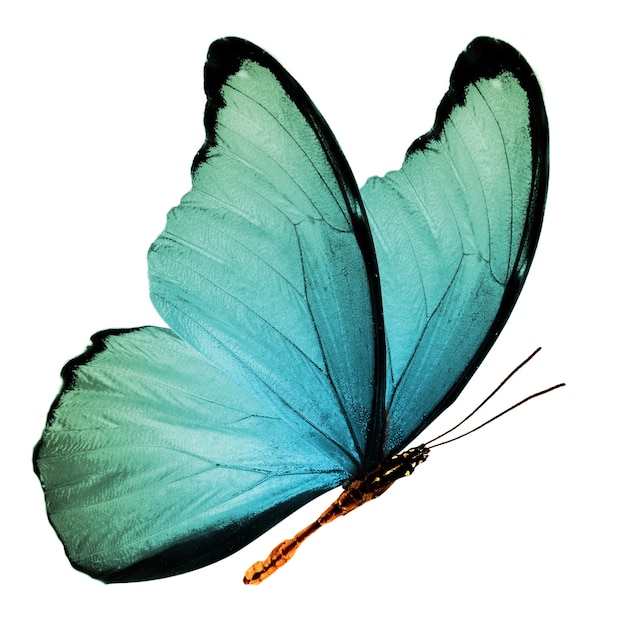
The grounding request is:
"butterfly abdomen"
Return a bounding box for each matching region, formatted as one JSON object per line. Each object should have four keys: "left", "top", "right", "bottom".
{"left": 244, "top": 444, "right": 430, "bottom": 584}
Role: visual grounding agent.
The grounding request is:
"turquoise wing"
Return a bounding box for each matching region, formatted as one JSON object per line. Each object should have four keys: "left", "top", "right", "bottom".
{"left": 360, "top": 37, "right": 548, "bottom": 454}
{"left": 148, "top": 38, "right": 386, "bottom": 469}
{"left": 34, "top": 327, "right": 350, "bottom": 582}
{"left": 34, "top": 38, "right": 387, "bottom": 583}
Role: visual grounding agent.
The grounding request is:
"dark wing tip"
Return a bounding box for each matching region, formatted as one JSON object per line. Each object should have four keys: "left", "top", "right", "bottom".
{"left": 191, "top": 37, "right": 290, "bottom": 173}
{"left": 453, "top": 37, "right": 539, "bottom": 87}
{"left": 408, "top": 37, "right": 548, "bottom": 156}
{"left": 204, "top": 36, "right": 273, "bottom": 87}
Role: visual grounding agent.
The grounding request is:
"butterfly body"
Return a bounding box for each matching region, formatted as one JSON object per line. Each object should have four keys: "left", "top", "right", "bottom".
{"left": 244, "top": 444, "right": 430, "bottom": 584}
{"left": 34, "top": 36, "right": 548, "bottom": 583}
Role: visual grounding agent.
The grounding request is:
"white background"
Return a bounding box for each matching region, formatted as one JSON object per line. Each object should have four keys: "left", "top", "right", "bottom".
{"left": 2, "top": 1, "right": 623, "bottom": 624}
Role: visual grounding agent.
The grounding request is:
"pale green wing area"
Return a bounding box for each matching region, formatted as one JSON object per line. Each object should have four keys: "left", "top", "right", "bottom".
{"left": 361, "top": 38, "right": 548, "bottom": 453}
{"left": 34, "top": 327, "right": 347, "bottom": 582}
{"left": 149, "top": 38, "right": 382, "bottom": 469}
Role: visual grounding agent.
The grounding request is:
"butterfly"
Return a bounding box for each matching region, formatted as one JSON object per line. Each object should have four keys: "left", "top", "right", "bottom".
{"left": 34, "top": 36, "right": 549, "bottom": 584}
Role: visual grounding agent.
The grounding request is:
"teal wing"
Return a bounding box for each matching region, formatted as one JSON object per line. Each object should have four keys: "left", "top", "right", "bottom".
{"left": 35, "top": 38, "right": 388, "bottom": 583}
{"left": 148, "top": 38, "right": 386, "bottom": 469}
{"left": 34, "top": 327, "right": 349, "bottom": 582}
{"left": 360, "top": 37, "right": 549, "bottom": 453}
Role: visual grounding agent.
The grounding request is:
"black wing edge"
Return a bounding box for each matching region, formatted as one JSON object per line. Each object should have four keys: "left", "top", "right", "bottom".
{"left": 189, "top": 37, "right": 388, "bottom": 468}
{"left": 406, "top": 37, "right": 549, "bottom": 442}
{"left": 93, "top": 486, "right": 330, "bottom": 583}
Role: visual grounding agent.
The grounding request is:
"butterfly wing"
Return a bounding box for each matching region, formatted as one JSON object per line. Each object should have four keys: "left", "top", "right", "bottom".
{"left": 35, "top": 38, "right": 387, "bottom": 582}
{"left": 148, "top": 37, "right": 386, "bottom": 468}
{"left": 360, "top": 37, "right": 549, "bottom": 453}
{"left": 34, "top": 327, "right": 348, "bottom": 582}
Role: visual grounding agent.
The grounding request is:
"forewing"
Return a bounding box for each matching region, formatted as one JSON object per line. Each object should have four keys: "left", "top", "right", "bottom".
{"left": 34, "top": 327, "right": 348, "bottom": 582}
{"left": 361, "top": 37, "right": 548, "bottom": 453}
{"left": 149, "top": 38, "right": 385, "bottom": 469}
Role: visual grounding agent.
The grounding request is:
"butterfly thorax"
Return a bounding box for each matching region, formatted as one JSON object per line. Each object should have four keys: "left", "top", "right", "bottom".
{"left": 334, "top": 444, "right": 431, "bottom": 515}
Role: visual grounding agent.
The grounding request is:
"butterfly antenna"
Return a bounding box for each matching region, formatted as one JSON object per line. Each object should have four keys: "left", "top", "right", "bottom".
{"left": 428, "top": 382, "right": 565, "bottom": 448}
{"left": 426, "top": 347, "right": 543, "bottom": 447}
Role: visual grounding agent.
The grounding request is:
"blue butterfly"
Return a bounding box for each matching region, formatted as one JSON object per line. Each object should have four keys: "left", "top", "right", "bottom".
{"left": 34, "top": 36, "right": 548, "bottom": 583}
